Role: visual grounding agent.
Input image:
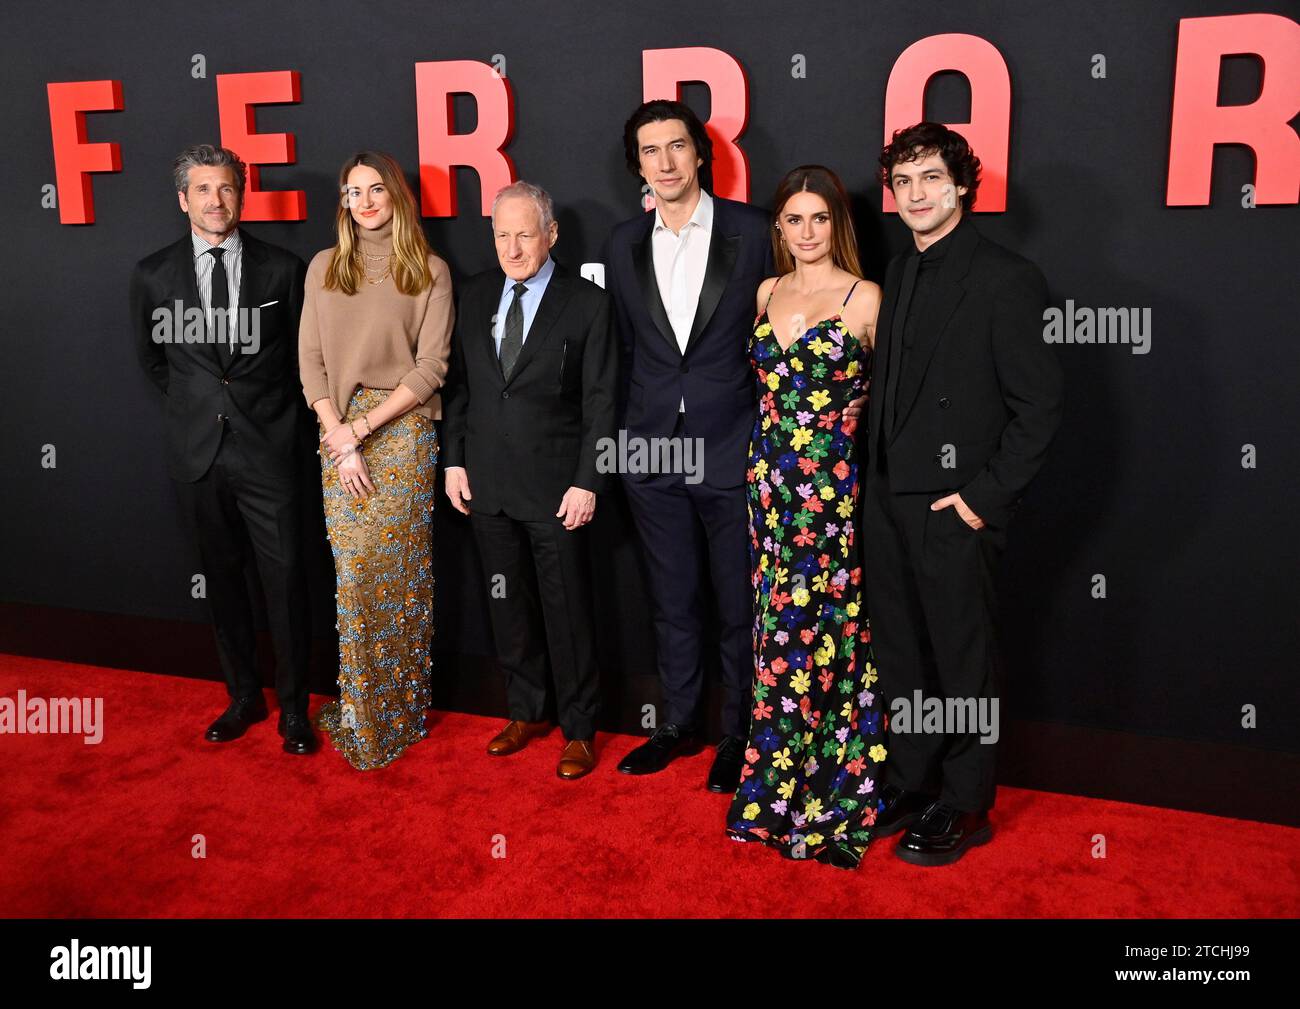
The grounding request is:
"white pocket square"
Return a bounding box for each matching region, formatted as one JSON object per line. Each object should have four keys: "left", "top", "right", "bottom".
{"left": 258, "top": 300, "right": 279, "bottom": 308}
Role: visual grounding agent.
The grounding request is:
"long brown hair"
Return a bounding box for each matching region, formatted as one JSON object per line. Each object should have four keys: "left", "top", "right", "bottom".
{"left": 325, "top": 151, "right": 434, "bottom": 296}
{"left": 770, "top": 165, "right": 862, "bottom": 278}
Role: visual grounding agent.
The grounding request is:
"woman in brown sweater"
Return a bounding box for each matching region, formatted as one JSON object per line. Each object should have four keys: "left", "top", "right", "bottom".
{"left": 299, "top": 150, "right": 453, "bottom": 770}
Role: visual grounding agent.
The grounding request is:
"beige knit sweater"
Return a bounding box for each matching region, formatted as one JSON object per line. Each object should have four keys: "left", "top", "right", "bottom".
{"left": 299, "top": 217, "right": 454, "bottom": 421}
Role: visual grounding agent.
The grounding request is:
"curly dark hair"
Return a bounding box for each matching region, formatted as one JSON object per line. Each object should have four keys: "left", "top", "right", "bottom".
{"left": 878, "top": 122, "right": 981, "bottom": 212}
{"left": 622, "top": 99, "right": 714, "bottom": 194}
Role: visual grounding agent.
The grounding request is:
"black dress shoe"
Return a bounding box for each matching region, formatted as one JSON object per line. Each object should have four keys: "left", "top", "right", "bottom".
{"left": 894, "top": 801, "right": 993, "bottom": 867}
{"left": 278, "top": 712, "right": 318, "bottom": 755}
{"left": 706, "top": 735, "right": 746, "bottom": 793}
{"left": 617, "top": 723, "right": 700, "bottom": 775}
{"left": 873, "top": 783, "right": 939, "bottom": 838}
{"left": 204, "top": 695, "right": 269, "bottom": 742}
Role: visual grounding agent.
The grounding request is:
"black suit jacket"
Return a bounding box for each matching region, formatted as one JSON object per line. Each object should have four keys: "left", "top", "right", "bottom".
{"left": 867, "top": 217, "right": 1064, "bottom": 530}
{"left": 441, "top": 261, "right": 617, "bottom": 521}
{"left": 602, "top": 195, "right": 774, "bottom": 490}
{"left": 130, "top": 228, "right": 310, "bottom": 483}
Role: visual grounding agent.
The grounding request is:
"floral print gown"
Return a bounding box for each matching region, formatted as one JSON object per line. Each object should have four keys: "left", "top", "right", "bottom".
{"left": 725, "top": 279, "right": 887, "bottom": 867}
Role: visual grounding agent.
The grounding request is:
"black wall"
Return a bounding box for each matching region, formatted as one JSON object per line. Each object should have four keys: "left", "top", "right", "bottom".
{"left": 3, "top": 1, "right": 1297, "bottom": 816}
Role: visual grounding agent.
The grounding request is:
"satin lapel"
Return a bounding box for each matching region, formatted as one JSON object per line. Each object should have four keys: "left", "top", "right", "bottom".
{"left": 683, "top": 224, "right": 739, "bottom": 357}
{"left": 174, "top": 237, "right": 225, "bottom": 377}
{"left": 224, "top": 233, "right": 265, "bottom": 376}
{"left": 504, "top": 267, "right": 572, "bottom": 388}
{"left": 889, "top": 223, "right": 979, "bottom": 440}
{"left": 631, "top": 223, "right": 679, "bottom": 355}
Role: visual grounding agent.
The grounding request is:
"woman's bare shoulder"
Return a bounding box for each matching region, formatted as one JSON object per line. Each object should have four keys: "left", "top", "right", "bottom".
{"left": 844, "top": 278, "right": 883, "bottom": 346}
{"left": 756, "top": 275, "right": 783, "bottom": 313}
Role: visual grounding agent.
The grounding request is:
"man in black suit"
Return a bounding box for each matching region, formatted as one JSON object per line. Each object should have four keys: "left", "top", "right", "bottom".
{"left": 600, "top": 100, "right": 783, "bottom": 791}
{"left": 129, "top": 144, "right": 316, "bottom": 754}
{"left": 864, "top": 123, "right": 1063, "bottom": 864}
{"left": 442, "top": 181, "right": 617, "bottom": 780}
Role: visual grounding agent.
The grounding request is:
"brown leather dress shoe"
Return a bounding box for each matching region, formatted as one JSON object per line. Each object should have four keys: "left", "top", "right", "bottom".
{"left": 557, "top": 738, "right": 596, "bottom": 779}
{"left": 486, "top": 719, "right": 551, "bottom": 756}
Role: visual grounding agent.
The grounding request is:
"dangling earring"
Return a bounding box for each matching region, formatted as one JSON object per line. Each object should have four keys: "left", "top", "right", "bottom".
{"left": 776, "top": 224, "right": 792, "bottom": 258}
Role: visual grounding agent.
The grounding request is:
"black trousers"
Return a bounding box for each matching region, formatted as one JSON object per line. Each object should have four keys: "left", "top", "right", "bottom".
{"left": 620, "top": 417, "right": 751, "bottom": 738}
{"left": 862, "top": 457, "right": 1005, "bottom": 812}
{"left": 173, "top": 429, "right": 311, "bottom": 717}
{"left": 469, "top": 510, "right": 600, "bottom": 741}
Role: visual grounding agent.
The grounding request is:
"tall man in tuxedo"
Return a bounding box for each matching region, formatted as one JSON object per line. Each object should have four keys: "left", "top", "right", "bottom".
{"left": 864, "top": 123, "right": 1063, "bottom": 864}
{"left": 601, "top": 100, "right": 783, "bottom": 791}
{"left": 442, "top": 182, "right": 617, "bottom": 780}
{"left": 130, "top": 144, "right": 316, "bottom": 754}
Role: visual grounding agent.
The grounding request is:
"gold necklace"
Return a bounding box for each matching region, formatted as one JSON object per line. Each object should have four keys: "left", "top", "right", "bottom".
{"left": 357, "top": 249, "right": 391, "bottom": 286}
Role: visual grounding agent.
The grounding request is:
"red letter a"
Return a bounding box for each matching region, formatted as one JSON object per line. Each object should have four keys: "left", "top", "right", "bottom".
{"left": 882, "top": 34, "right": 1010, "bottom": 213}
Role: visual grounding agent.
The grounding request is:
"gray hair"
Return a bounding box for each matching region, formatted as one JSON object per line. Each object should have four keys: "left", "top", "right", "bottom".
{"left": 491, "top": 180, "right": 555, "bottom": 233}
{"left": 173, "top": 144, "right": 246, "bottom": 195}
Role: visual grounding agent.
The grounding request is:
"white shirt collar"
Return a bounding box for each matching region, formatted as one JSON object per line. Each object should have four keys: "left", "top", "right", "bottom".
{"left": 653, "top": 188, "right": 713, "bottom": 235}
{"left": 192, "top": 228, "right": 242, "bottom": 260}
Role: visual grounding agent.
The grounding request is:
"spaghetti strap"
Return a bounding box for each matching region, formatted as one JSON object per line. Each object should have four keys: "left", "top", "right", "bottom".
{"left": 764, "top": 275, "right": 781, "bottom": 312}
{"left": 841, "top": 279, "right": 862, "bottom": 307}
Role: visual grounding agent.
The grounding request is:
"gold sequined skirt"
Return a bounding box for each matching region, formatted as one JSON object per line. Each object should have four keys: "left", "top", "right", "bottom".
{"left": 314, "top": 387, "right": 437, "bottom": 770}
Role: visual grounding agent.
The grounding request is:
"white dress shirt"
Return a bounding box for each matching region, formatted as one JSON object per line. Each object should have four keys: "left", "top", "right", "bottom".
{"left": 651, "top": 189, "right": 713, "bottom": 411}
{"left": 191, "top": 229, "right": 242, "bottom": 351}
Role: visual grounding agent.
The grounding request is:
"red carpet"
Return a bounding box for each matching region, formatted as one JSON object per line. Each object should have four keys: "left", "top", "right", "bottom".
{"left": 1, "top": 653, "right": 1296, "bottom": 918}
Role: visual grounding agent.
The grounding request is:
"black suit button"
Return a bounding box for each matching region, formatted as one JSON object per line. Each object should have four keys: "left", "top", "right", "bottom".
{"left": 939, "top": 397, "right": 950, "bottom": 409}
{"left": 217, "top": 413, "right": 226, "bottom": 423}
{"left": 679, "top": 363, "right": 689, "bottom": 374}
{"left": 501, "top": 391, "right": 509, "bottom": 399}
{"left": 222, "top": 378, "right": 230, "bottom": 385}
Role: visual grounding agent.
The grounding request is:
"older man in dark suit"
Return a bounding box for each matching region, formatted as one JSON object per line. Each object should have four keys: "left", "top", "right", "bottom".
{"left": 129, "top": 144, "right": 315, "bottom": 754}
{"left": 442, "top": 181, "right": 617, "bottom": 780}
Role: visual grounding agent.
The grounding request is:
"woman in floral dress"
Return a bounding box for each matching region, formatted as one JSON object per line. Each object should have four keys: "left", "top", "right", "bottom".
{"left": 725, "top": 166, "right": 885, "bottom": 868}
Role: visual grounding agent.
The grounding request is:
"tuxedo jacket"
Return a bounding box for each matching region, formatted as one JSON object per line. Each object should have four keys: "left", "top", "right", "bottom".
{"left": 130, "top": 228, "right": 310, "bottom": 483}
{"left": 867, "top": 218, "right": 1064, "bottom": 530}
{"left": 602, "top": 195, "right": 774, "bottom": 490}
{"left": 441, "top": 261, "right": 617, "bottom": 521}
